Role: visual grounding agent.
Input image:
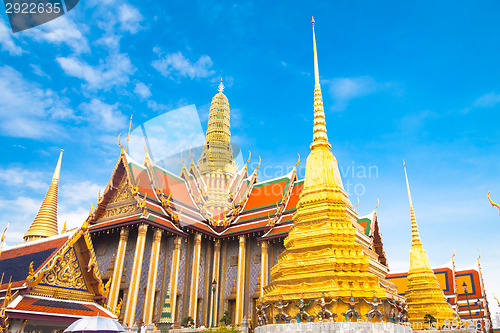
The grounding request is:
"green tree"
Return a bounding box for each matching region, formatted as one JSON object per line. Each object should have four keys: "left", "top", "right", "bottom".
{"left": 219, "top": 311, "right": 231, "bottom": 325}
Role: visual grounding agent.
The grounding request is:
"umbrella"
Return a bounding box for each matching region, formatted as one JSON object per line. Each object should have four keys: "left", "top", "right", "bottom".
{"left": 64, "top": 316, "right": 125, "bottom": 333}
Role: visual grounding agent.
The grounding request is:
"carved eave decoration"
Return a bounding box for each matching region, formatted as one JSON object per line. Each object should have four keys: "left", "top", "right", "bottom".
{"left": 89, "top": 153, "right": 144, "bottom": 224}
{"left": 25, "top": 225, "right": 109, "bottom": 303}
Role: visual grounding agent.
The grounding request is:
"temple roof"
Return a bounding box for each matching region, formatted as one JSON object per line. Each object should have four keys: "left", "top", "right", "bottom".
{"left": 6, "top": 295, "right": 115, "bottom": 320}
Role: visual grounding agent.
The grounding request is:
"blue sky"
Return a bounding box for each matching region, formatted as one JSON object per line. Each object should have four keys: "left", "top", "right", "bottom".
{"left": 1, "top": 0, "right": 500, "bottom": 317}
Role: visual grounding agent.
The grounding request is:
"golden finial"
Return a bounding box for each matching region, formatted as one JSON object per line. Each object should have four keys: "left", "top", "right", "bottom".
{"left": 218, "top": 78, "right": 225, "bottom": 93}
{"left": 189, "top": 146, "right": 193, "bottom": 161}
{"left": 126, "top": 114, "right": 133, "bottom": 153}
{"left": 354, "top": 198, "right": 359, "bottom": 213}
{"left": 88, "top": 203, "right": 94, "bottom": 219}
{"left": 310, "top": 17, "right": 330, "bottom": 150}
{"left": 375, "top": 198, "right": 379, "bottom": 213}
{"left": 61, "top": 221, "right": 67, "bottom": 233}
{"left": 494, "top": 293, "right": 500, "bottom": 307}
{"left": 246, "top": 151, "right": 252, "bottom": 165}
{"left": 180, "top": 149, "right": 185, "bottom": 168}
{"left": 294, "top": 153, "right": 300, "bottom": 168}
{"left": 254, "top": 156, "right": 261, "bottom": 174}
{"left": 23, "top": 149, "right": 63, "bottom": 241}
{"left": 488, "top": 191, "right": 500, "bottom": 215}
{"left": 452, "top": 248, "right": 455, "bottom": 264}
{"left": 477, "top": 249, "right": 481, "bottom": 262}
{"left": 403, "top": 160, "right": 421, "bottom": 245}
{"left": 118, "top": 133, "right": 124, "bottom": 152}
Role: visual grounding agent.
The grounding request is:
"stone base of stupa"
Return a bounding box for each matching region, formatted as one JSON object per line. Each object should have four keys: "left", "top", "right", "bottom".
{"left": 254, "top": 322, "right": 412, "bottom": 333}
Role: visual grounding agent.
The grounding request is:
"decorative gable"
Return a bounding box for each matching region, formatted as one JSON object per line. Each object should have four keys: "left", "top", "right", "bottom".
{"left": 39, "top": 246, "right": 88, "bottom": 292}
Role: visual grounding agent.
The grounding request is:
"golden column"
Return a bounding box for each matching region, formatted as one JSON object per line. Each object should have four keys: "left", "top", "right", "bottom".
{"left": 142, "top": 228, "right": 163, "bottom": 325}
{"left": 188, "top": 232, "right": 202, "bottom": 324}
{"left": 404, "top": 164, "right": 453, "bottom": 324}
{"left": 209, "top": 240, "right": 221, "bottom": 327}
{"left": 123, "top": 223, "right": 148, "bottom": 326}
{"left": 260, "top": 241, "right": 269, "bottom": 296}
{"left": 169, "top": 236, "right": 182, "bottom": 327}
{"left": 235, "top": 235, "right": 246, "bottom": 325}
{"left": 108, "top": 227, "right": 129, "bottom": 311}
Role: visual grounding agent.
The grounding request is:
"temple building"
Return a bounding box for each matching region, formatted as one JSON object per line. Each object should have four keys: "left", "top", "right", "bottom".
{"left": 0, "top": 150, "right": 115, "bottom": 333}
{"left": 86, "top": 19, "right": 402, "bottom": 329}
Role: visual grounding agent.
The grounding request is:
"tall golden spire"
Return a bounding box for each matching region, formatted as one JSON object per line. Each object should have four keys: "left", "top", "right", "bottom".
{"left": 403, "top": 162, "right": 453, "bottom": 324}
{"left": 311, "top": 17, "right": 329, "bottom": 150}
{"left": 24, "top": 150, "right": 63, "bottom": 242}
{"left": 261, "top": 19, "right": 383, "bottom": 315}
{"left": 403, "top": 161, "right": 421, "bottom": 246}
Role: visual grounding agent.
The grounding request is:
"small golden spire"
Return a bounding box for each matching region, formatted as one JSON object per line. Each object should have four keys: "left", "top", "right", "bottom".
{"left": 354, "top": 198, "right": 359, "bottom": 213}
{"left": 374, "top": 198, "right": 379, "bottom": 214}
{"left": 218, "top": 78, "right": 225, "bottom": 93}
{"left": 24, "top": 150, "right": 63, "bottom": 241}
{"left": 294, "top": 153, "right": 300, "bottom": 168}
{"left": 126, "top": 114, "right": 133, "bottom": 153}
{"left": 403, "top": 161, "right": 421, "bottom": 245}
{"left": 310, "top": 17, "right": 330, "bottom": 150}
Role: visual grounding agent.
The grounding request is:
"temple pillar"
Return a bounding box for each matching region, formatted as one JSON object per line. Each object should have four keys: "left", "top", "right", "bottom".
{"left": 108, "top": 227, "right": 129, "bottom": 311}
{"left": 260, "top": 240, "right": 268, "bottom": 296}
{"left": 142, "top": 228, "right": 163, "bottom": 325}
{"left": 209, "top": 240, "right": 221, "bottom": 327}
{"left": 170, "top": 236, "right": 182, "bottom": 327}
{"left": 188, "top": 232, "right": 202, "bottom": 325}
{"left": 123, "top": 223, "right": 148, "bottom": 327}
{"left": 235, "top": 235, "right": 246, "bottom": 325}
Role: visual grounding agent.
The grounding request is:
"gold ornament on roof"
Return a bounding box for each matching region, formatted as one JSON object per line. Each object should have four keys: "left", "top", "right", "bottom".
{"left": 488, "top": 191, "right": 500, "bottom": 215}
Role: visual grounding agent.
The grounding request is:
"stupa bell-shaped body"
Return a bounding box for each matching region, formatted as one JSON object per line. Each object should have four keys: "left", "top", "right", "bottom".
{"left": 403, "top": 164, "right": 454, "bottom": 323}
{"left": 261, "top": 19, "right": 386, "bottom": 317}
{"left": 24, "top": 150, "right": 63, "bottom": 242}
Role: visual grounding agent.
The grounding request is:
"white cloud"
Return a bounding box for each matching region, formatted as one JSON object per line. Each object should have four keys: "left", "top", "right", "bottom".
{"left": 147, "top": 100, "right": 169, "bottom": 111}
{"left": 0, "top": 66, "right": 75, "bottom": 138}
{"left": 472, "top": 92, "right": 500, "bottom": 108}
{"left": 80, "top": 98, "right": 127, "bottom": 131}
{"left": 25, "top": 16, "right": 89, "bottom": 53}
{"left": 57, "top": 53, "right": 136, "bottom": 90}
{"left": 118, "top": 4, "right": 143, "bottom": 34}
{"left": 134, "top": 82, "right": 152, "bottom": 99}
{"left": 61, "top": 180, "right": 102, "bottom": 204}
{"left": 0, "top": 168, "right": 48, "bottom": 191}
{"left": 152, "top": 52, "right": 215, "bottom": 79}
{"left": 328, "top": 76, "right": 400, "bottom": 111}
{"left": 0, "top": 18, "right": 22, "bottom": 56}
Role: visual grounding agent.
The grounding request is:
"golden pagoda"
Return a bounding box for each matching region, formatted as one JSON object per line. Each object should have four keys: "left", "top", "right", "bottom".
{"left": 403, "top": 163, "right": 454, "bottom": 324}
{"left": 23, "top": 149, "right": 63, "bottom": 242}
{"left": 261, "top": 18, "right": 386, "bottom": 320}
{"left": 197, "top": 79, "right": 238, "bottom": 219}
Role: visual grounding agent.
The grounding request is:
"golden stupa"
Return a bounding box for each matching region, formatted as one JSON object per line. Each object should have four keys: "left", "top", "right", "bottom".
{"left": 23, "top": 149, "right": 63, "bottom": 242}
{"left": 261, "top": 18, "right": 387, "bottom": 321}
{"left": 197, "top": 79, "right": 238, "bottom": 219}
{"left": 403, "top": 163, "right": 454, "bottom": 324}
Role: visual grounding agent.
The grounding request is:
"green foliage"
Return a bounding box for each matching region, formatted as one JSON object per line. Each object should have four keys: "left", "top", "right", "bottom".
{"left": 201, "top": 324, "right": 239, "bottom": 333}
{"left": 219, "top": 311, "right": 231, "bottom": 325}
{"left": 181, "top": 316, "right": 194, "bottom": 327}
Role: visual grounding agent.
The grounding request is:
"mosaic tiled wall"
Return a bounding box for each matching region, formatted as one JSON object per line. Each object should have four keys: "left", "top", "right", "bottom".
{"left": 246, "top": 236, "right": 261, "bottom": 318}
{"left": 177, "top": 235, "right": 190, "bottom": 323}
{"left": 222, "top": 239, "right": 239, "bottom": 320}
{"left": 93, "top": 230, "right": 120, "bottom": 277}
{"left": 153, "top": 235, "right": 173, "bottom": 322}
